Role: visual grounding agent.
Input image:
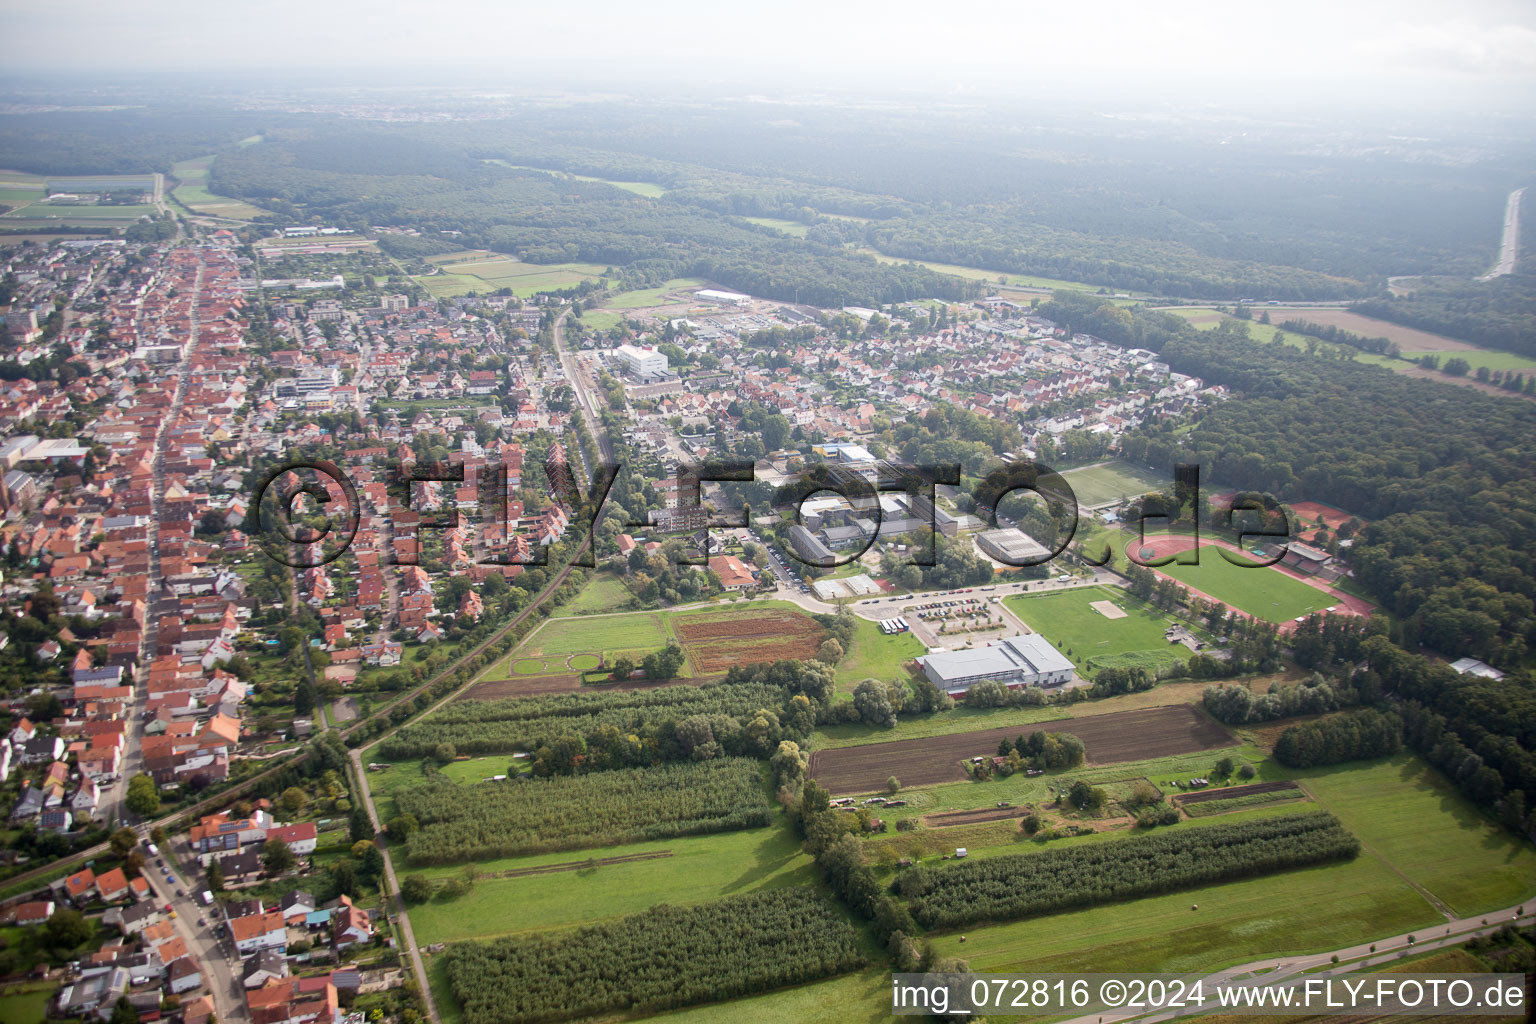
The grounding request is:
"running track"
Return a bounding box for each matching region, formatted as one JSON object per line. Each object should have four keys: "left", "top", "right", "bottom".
{"left": 1124, "top": 535, "right": 1374, "bottom": 631}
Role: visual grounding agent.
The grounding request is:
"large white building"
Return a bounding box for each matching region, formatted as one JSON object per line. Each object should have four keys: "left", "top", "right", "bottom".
{"left": 614, "top": 344, "right": 668, "bottom": 380}
{"left": 918, "top": 634, "right": 1075, "bottom": 694}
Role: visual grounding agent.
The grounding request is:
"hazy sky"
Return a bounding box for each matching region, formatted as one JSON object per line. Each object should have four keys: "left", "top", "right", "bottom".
{"left": 4, "top": 0, "right": 1536, "bottom": 110}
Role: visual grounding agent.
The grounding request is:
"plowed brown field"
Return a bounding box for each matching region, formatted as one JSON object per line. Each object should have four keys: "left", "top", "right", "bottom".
{"left": 675, "top": 609, "right": 825, "bottom": 673}
{"left": 808, "top": 705, "right": 1236, "bottom": 794}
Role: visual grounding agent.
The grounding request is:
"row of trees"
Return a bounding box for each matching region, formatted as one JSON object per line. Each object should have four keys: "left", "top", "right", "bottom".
{"left": 895, "top": 811, "right": 1359, "bottom": 930}
{"left": 440, "top": 887, "right": 864, "bottom": 1024}
{"left": 1202, "top": 676, "right": 1347, "bottom": 725}
{"left": 396, "top": 758, "right": 771, "bottom": 864}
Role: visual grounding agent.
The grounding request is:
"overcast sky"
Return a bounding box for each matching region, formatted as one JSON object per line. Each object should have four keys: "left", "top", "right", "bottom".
{"left": 4, "top": 0, "right": 1536, "bottom": 112}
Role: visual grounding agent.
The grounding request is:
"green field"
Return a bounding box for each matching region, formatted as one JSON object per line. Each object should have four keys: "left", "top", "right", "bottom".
{"left": 1403, "top": 348, "right": 1536, "bottom": 373}
{"left": 481, "top": 160, "right": 668, "bottom": 197}
{"left": 833, "top": 615, "right": 924, "bottom": 693}
{"left": 553, "top": 573, "right": 633, "bottom": 616}
{"left": 407, "top": 827, "right": 814, "bottom": 944}
{"left": 1299, "top": 756, "right": 1536, "bottom": 916}
{"left": 606, "top": 277, "right": 708, "bottom": 308}
{"left": 1166, "top": 308, "right": 1536, "bottom": 381}
{"left": 579, "top": 310, "right": 622, "bottom": 331}
{"left": 652, "top": 968, "right": 888, "bottom": 1024}
{"left": 170, "top": 156, "right": 268, "bottom": 219}
{"left": 923, "top": 751, "right": 1536, "bottom": 977}
{"left": 520, "top": 610, "right": 670, "bottom": 659}
{"left": 0, "top": 982, "right": 57, "bottom": 1024}
{"left": 1060, "top": 459, "right": 1171, "bottom": 506}
{"left": 743, "top": 216, "right": 809, "bottom": 237}
{"left": 858, "top": 249, "right": 1132, "bottom": 297}
{"left": 415, "top": 252, "right": 608, "bottom": 298}
{"left": 1153, "top": 546, "right": 1339, "bottom": 622}
{"left": 1005, "top": 586, "right": 1195, "bottom": 675}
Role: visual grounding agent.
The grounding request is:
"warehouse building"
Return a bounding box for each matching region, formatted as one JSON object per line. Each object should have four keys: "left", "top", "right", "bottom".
{"left": 917, "top": 634, "right": 1075, "bottom": 694}
{"left": 976, "top": 527, "right": 1052, "bottom": 565}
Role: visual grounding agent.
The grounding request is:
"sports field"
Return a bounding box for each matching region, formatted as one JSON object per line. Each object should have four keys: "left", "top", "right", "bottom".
{"left": 1005, "top": 586, "right": 1194, "bottom": 675}
{"left": 1139, "top": 543, "right": 1339, "bottom": 622}
{"left": 1060, "top": 460, "right": 1170, "bottom": 506}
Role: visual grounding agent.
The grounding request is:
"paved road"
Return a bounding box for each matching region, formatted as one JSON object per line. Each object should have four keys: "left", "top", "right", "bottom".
{"left": 148, "top": 844, "right": 249, "bottom": 1024}
{"left": 1055, "top": 901, "right": 1530, "bottom": 1024}
{"left": 108, "top": 257, "right": 198, "bottom": 827}
{"left": 1478, "top": 186, "right": 1524, "bottom": 281}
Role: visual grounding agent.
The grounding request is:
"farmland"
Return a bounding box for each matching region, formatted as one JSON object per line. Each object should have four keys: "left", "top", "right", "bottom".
{"left": 406, "top": 827, "right": 815, "bottom": 944}
{"left": 1004, "top": 586, "right": 1196, "bottom": 676}
{"left": 415, "top": 251, "right": 609, "bottom": 297}
{"left": 440, "top": 887, "right": 863, "bottom": 1024}
{"left": 674, "top": 608, "right": 825, "bottom": 672}
{"left": 1060, "top": 459, "right": 1171, "bottom": 506}
{"left": 1298, "top": 756, "right": 1536, "bottom": 916}
{"left": 896, "top": 810, "right": 1359, "bottom": 930}
{"left": 502, "top": 602, "right": 825, "bottom": 678}
{"left": 378, "top": 678, "right": 789, "bottom": 759}
{"left": 742, "top": 216, "right": 809, "bottom": 236}
{"left": 397, "top": 758, "right": 771, "bottom": 863}
{"left": 170, "top": 155, "right": 267, "bottom": 219}
{"left": 808, "top": 704, "right": 1235, "bottom": 793}
{"left": 605, "top": 277, "right": 708, "bottom": 308}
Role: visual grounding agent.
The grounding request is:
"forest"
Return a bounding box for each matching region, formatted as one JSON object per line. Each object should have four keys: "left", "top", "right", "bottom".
{"left": 1271, "top": 708, "right": 1404, "bottom": 768}
{"left": 395, "top": 757, "right": 771, "bottom": 863}
{"left": 440, "top": 886, "right": 864, "bottom": 1024}
{"left": 894, "top": 811, "right": 1360, "bottom": 930}
{"left": 1108, "top": 303, "right": 1536, "bottom": 669}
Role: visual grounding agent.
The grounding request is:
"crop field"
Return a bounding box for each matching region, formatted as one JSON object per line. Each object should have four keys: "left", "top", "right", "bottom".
{"left": 1060, "top": 459, "right": 1171, "bottom": 506}
{"left": 510, "top": 603, "right": 824, "bottom": 676}
{"left": 674, "top": 608, "right": 825, "bottom": 672}
{"left": 896, "top": 811, "right": 1360, "bottom": 930}
{"left": 1174, "top": 779, "right": 1299, "bottom": 805}
{"left": 398, "top": 758, "right": 771, "bottom": 863}
{"left": 1004, "top": 586, "right": 1194, "bottom": 676}
{"left": 808, "top": 704, "right": 1235, "bottom": 793}
{"left": 858, "top": 249, "right": 1132, "bottom": 296}
{"left": 440, "top": 887, "right": 863, "bottom": 1024}
{"left": 406, "top": 827, "right": 815, "bottom": 944}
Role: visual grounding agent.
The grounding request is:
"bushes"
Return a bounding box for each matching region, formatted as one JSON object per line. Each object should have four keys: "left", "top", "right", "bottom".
{"left": 1272, "top": 709, "right": 1402, "bottom": 768}
{"left": 895, "top": 811, "right": 1359, "bottom": 930}
{"left": 398, "top": 758, "right": 771, "bottom": 863}
{"left": 440, "top": 887, "right": 864, "bottom": 1024}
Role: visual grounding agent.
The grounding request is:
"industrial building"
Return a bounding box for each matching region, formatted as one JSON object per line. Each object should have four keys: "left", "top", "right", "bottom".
{"left": 917, "top": 633, "right": 1075, "bottom": 694}
{"left": 976, "top": 527, "right": 1052, "bottom": 565}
